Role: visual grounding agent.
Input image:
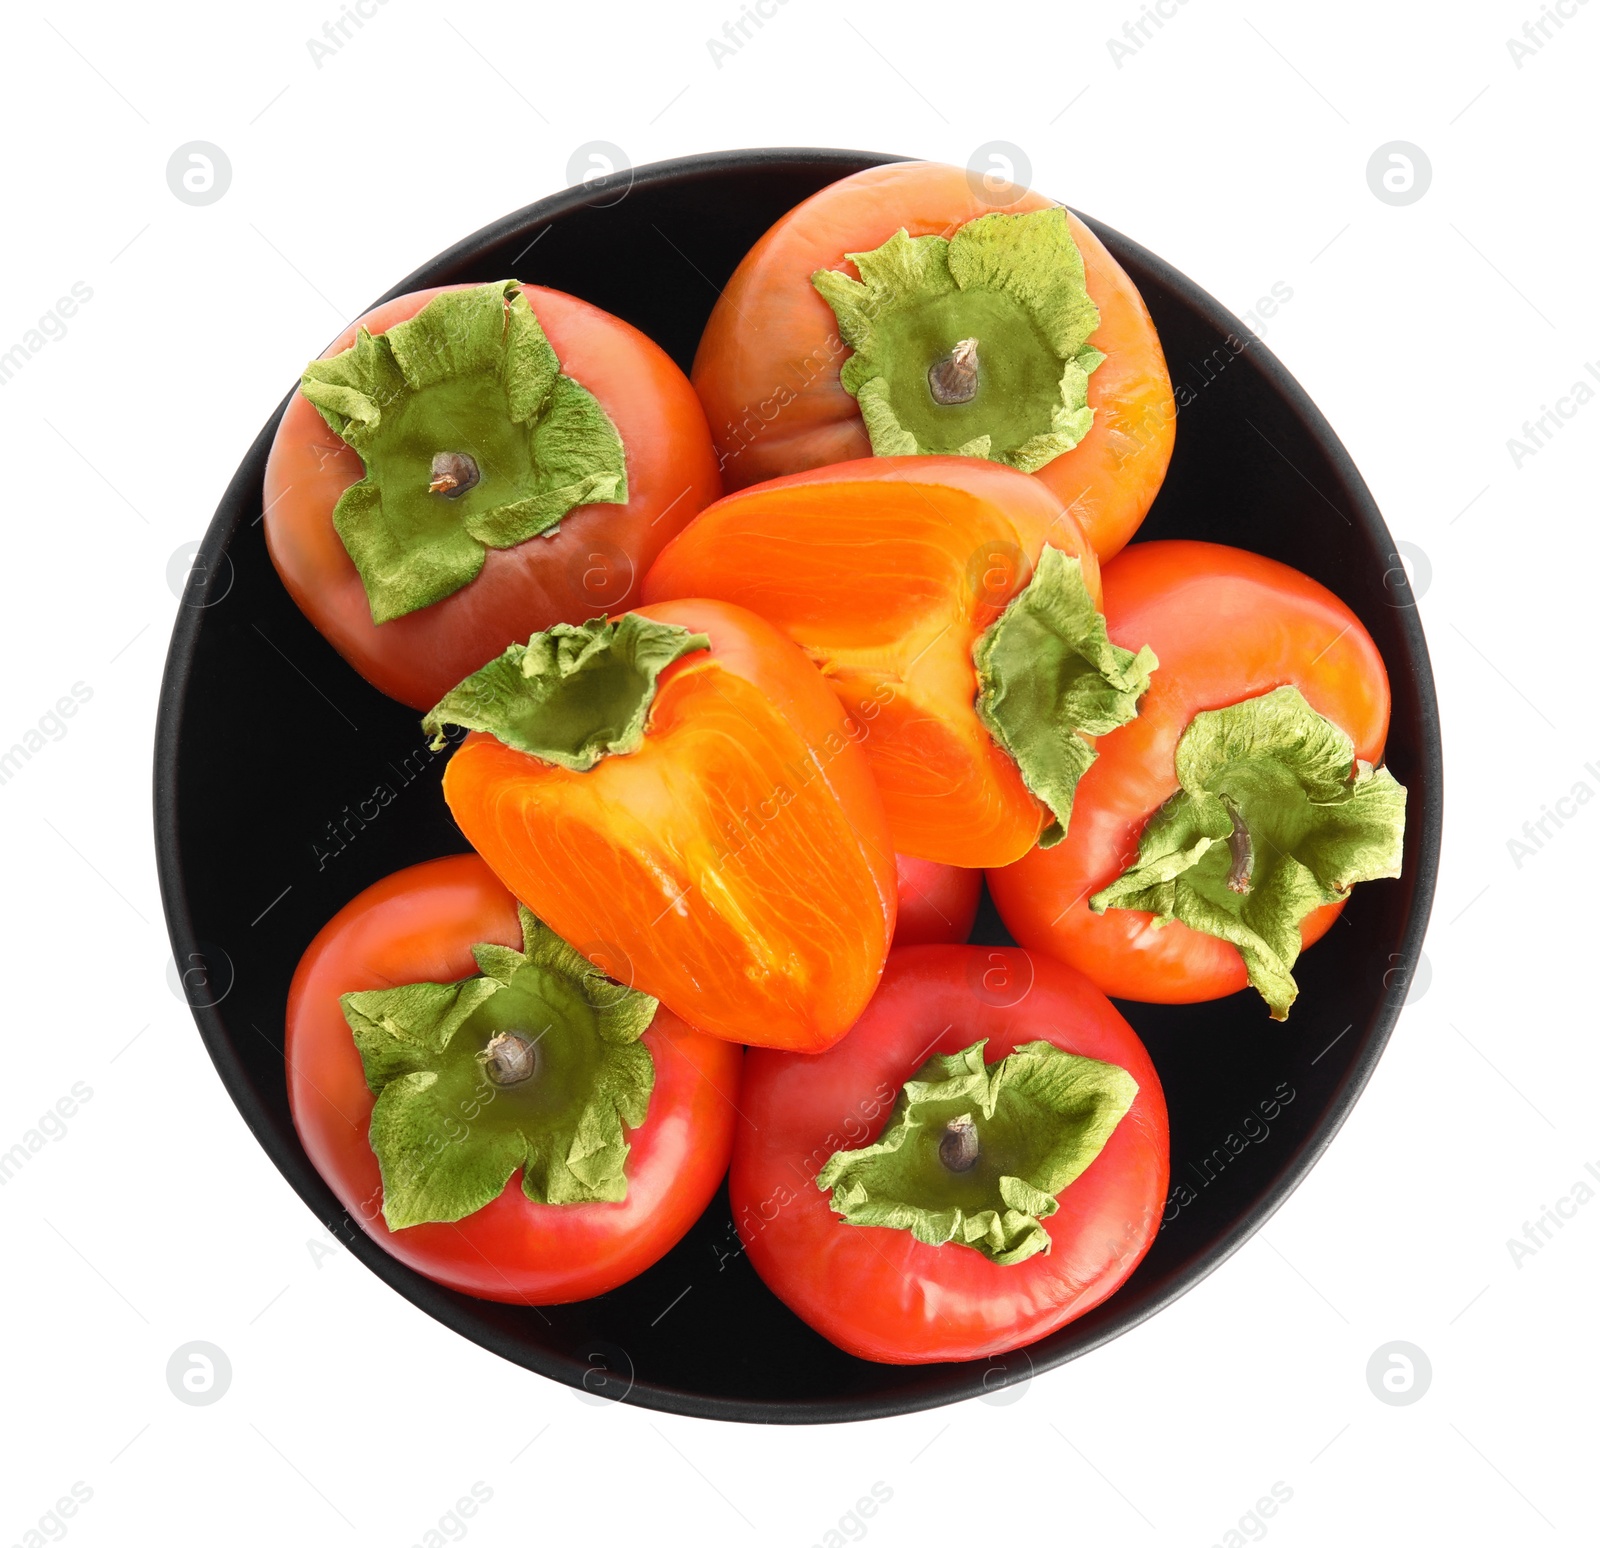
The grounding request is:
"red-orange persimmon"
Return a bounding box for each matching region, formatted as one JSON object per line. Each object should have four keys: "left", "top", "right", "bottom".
{"left": 265, "top": 282, "right": 720, "bottom": 710}
{"left": 731, "top": 947, "right": 1168, "bottom": 1363}
{"left": 286, "top": 855, "right": 740, "bottom": 1304}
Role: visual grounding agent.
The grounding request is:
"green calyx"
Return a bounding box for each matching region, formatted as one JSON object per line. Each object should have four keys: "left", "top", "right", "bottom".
{"left": 1090, "top": 686, "right": 1407, "bottom": 1021}
{"left": 815, "top": 1039, "right": 1138, "bottom": 1266}
{"left": 300, "top": 280, "right": 627, "bottom": 624}
{"left": 421, "top": 614, "right": 709, "bottom": 767}
{"left": 811, "top": 208, "right": 1104, "bottom": 473}
{"left": 974, "top": 545, "right": 1157, "bottom": 848}
{"left": 340, "top": 905, "right": 657, "bottom": 1229}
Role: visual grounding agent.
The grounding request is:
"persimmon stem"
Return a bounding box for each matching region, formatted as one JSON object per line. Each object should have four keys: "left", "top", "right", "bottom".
{"left": 938, "top": 1114, "right": 980, "bottom": 1173}
{"left": 481, "top": 1031, "right": 537, "bottom": 1087}
{"left": 928, "top": 338, "right": 979, "bottom": 406}
{"left": 429, "top": 451, "right": 480, "bottom": 499}
{"left": 1221, "top": 794, "right": 1253, "bottom": 895}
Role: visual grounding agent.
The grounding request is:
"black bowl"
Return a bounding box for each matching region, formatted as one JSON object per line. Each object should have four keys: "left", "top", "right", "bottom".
{"left": 155, "top": 148, "right": 1441, "bottom": 1423}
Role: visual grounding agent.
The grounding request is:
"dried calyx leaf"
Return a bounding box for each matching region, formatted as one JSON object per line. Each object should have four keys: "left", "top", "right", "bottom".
{"left": 300, "top": 280, "right": 628, "bottom": 623}
{"left": 974, "top": 545, "right": 1156, "bottom": 848}
{"left": 421, "top": 614, "right": 709, "bottom": 767}
{"left": 1091, "top": 686, "right": 1407, "bottom": 1020}
{"left": 815, "top": 1038, "right": 1138, "bottom": 1266}
{"left": 812, "top": 207, "right": 1104, "bottom": 473}
{"left": 340, "top": 906, "right": 658, "bottom": 1228}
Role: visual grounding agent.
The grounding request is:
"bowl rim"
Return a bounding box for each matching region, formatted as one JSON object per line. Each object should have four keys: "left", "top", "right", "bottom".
{"left": 154, "top": 146, "right": 1443, "bottom": 1425}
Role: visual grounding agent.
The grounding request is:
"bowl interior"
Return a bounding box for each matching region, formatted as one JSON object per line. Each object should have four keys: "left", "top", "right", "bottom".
{"left": 156, "top": 149, "right": 1441, "bottom": 1423}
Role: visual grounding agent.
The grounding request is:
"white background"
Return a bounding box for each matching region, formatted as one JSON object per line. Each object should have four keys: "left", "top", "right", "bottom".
{"left": 2, "top": 0, "right": 1595, "bottom": 1543}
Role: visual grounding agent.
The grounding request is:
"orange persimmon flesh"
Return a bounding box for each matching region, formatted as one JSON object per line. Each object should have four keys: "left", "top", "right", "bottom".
{"left": 643, "top": 457, "right": 1102, "bottom": 868}
{"left": 439, "top": 599, "right": 896, "bottom": 1053}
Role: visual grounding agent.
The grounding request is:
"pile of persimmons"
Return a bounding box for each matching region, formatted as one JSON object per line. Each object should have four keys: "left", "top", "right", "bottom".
{"left": 264, "top": 162, "right": 1404, "bottom": 1365}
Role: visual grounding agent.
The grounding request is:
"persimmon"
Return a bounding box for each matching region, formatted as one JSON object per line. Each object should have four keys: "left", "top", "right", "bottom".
{"left": 732, "top": 946, "right": 1168, "bottom": 1363}
{"left": 893, "top": 854, "right": 982, "bottom": 948}
{"left": 285, "top": 855, "right": 741, "bottom": 1303}
{"left": 423, "top": 600, "right": 896, "bottom": 1052}
{"left": 642, "top": 457, "right": 1156, "bottom": 867}
{"left": 264, "top": 280, "right": 721, "bottom": 710}
{"left": 691, "top": 161, "right": 1174, "bottom": 561}
{"left": 988, "top": 542, "right": 1405, "bottom": 1020}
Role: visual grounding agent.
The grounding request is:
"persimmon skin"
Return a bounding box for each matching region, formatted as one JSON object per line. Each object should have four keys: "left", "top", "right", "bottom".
{"left": 691, "top": 161, "right": 1175, "bottom": 562}
{"left": 988, "top": 541, "right": 1393, "bottom": 1005}
{"left": 440, "top": 599, "right": 897, "bottom": 1053}
{"left": 285, "top": 855, "right": 742, "bottom": 1304}
{"left": 732, "top": 947, "right": 1169, "bottom": 1364}
{"left": 264, "top": 284, "right": 722, "bottom": 710}
{"left": 893, "top": 854, "right": 982, "bottom": 948}
{"left": 643, "top": 456, "right": 1102, "bottom": 867}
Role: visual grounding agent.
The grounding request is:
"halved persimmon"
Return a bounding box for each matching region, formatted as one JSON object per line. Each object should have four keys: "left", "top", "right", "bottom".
{"left": 424, "top": 599, "right": 896, "bottom": 1052}
{"left": 642, "top": 457, "right": 1156, "bottom": 868}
